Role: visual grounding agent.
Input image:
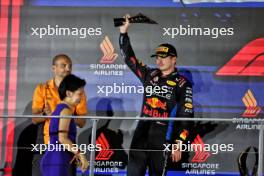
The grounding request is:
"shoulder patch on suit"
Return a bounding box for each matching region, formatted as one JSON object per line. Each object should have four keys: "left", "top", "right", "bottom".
{"left": 179, "top": 77, "right": 187, "bottom": 88}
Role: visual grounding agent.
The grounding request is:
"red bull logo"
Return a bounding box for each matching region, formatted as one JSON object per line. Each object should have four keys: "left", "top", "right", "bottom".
{"left": 146, "top": 97, "right": 167, "bottom": 110}
{"left": 143, "top": 105, "right": 168, "bottom": 118}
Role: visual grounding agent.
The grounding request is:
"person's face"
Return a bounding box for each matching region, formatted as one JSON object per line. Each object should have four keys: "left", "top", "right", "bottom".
{"left": 67, "top": 87, "right": 84, "bottom": 106}
{"left": 155, "top": 55, "right": 176, "bottom": 71}
{"left": 52, "top": 58, "right": 72, "bottom": 78}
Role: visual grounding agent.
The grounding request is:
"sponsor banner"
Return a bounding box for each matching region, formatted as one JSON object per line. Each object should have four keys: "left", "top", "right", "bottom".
{"left": 17, "top": 7, "right": 264, "bottom": 115}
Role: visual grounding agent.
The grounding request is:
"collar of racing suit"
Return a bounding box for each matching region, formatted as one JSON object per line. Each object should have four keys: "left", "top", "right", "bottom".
{"left": 154, "top": 68, "right": 179, "bottom": 79}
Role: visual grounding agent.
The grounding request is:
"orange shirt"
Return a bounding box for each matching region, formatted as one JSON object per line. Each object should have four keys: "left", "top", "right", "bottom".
{"left": 32, "top": 79, "right": 87, "bottom": 144}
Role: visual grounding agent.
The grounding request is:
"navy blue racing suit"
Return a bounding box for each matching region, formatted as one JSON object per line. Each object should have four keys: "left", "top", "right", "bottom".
{"left": 119, "top": 33, "right": 194, "bottom": 176}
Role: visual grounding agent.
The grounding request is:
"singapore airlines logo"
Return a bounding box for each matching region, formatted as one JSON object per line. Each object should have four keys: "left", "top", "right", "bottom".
{"left": 96, "top": 133, "right": 114, "bottom": 160}
{"left": 191, "top": 135, "right": 211, "bottom": 163}
{"left": 242, "top": 90, "right": 261, "bottom": 118}
{"left": 90, "top": 36, "right": 126, "bottom": 76}
{"left": 100, "top": 36, "right": 118, "bottom": 64}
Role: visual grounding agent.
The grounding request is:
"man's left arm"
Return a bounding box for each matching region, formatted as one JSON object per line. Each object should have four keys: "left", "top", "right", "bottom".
{"left": 175, "top": 78, "right": 194, "bottom": 141}
{"left": 171, "top": 78, "right": 194, "bottom": 162}
{"left": 74, "top": 93, "right": 88, "bottom": 128}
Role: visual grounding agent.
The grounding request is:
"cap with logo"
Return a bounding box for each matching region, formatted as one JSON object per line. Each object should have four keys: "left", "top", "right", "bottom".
{"left": 150, "top": 43, "right": 177, "bottom": 58}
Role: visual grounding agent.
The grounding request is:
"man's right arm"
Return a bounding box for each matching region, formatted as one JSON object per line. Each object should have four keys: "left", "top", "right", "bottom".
{"left": 119, "top": 15, "right": 149, "bottom": 82}
{"left": 32, "top": 84, "right": 46, "bottom": 124}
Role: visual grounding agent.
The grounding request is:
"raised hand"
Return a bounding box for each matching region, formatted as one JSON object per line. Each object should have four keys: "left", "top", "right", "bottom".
{"left": 119, "top": 14, "right": 130, "bottom": 34}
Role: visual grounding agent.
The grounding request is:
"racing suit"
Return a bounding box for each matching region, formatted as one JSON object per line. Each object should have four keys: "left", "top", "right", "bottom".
{"left": 119, "top": 33, "right": 194, "bottom": 176}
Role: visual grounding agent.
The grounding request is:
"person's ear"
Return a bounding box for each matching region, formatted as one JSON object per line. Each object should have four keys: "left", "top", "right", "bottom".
{"left": 52, "top": 65, "right": 56, "bottom": 73}
{"left": 172, "top": 56, "right": 177, "bottom": 65}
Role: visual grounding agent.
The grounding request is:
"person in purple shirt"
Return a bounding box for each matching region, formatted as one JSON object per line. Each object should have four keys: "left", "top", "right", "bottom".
{"left": 41, "top": 74, "right": 88, "bottom": 176}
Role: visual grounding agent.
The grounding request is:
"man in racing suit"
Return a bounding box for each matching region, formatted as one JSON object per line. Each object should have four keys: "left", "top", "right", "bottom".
{"left": 119, "top": 15, "right": 194, "bottom": 176}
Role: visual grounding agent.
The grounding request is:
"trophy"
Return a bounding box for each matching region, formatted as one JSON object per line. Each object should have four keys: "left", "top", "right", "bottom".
{"left": 113, "top": 13, "right": 158, "bottom": 27}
